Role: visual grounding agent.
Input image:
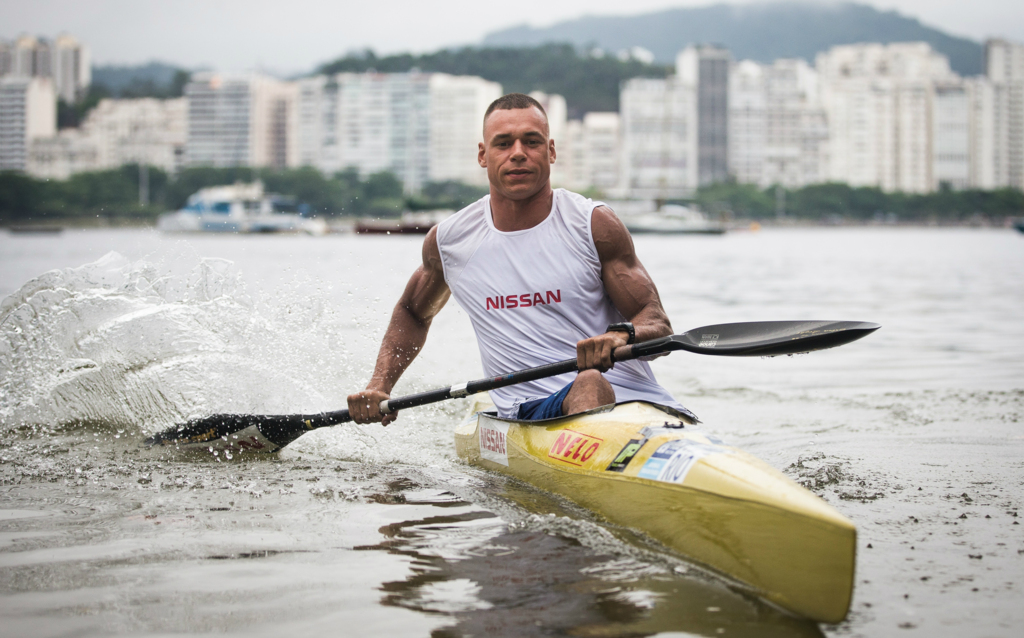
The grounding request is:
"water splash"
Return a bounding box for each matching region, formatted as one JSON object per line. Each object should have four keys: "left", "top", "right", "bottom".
{"left": 0, "top": 251, "right": 348, "bottom": 435}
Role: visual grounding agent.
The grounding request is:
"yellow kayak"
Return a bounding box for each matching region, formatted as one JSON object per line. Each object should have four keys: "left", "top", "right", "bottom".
{"left": 454, "top": 396, "right": 856, "bottom": 623}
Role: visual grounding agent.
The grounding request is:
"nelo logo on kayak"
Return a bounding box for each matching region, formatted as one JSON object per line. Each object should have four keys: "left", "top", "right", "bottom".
{"left": 485, "top": 290, "right": 561, "bottom": 310}
{"left": 548, "top": 429, "right": 603, "bottom": 466}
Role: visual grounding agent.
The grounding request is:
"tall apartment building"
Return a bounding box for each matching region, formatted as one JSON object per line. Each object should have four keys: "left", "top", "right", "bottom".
{"left": 28, "top": 97, "right": 186, "bottom": 179}
{"left": 619, "top": 76, "right": 698, "bottom": 198}
{"left": 185, "top": 73, "right": 297, "bottom": 169}
{"left": 678, "top": 46, "right": 731, "bottom": 186}
{"left": 729, "top": 59, "right": 829, "bottom": 188}
{"left": 427, "top": 74, "right": 502, "bottom": 187}
{"left": 931, "top": 82, "right": 972, "bottom": 190}
{"left": 529, "top": 91, "right": 568, "bottom": 185}
{"left": 296, "top": 72, "right": 500, "bottom": 191}
{"left": 558, "top": 112, "right": 621, "bottom": 193}
{"left": 985, "top": 39, "right": 1024, "bottom": 189}
{"left": 0, "top": 77, "right": 56, "bottom": 171}
{"left": 0, "top": 34, "right": 90, "bottom": 103}
{"left": 817, "top": 42, "right": 956, "bottom": 193}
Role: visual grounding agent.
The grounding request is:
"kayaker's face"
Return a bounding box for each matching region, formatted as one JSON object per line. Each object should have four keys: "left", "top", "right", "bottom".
{"left": 479, "top": 107, "right": 555, "bottom": 201}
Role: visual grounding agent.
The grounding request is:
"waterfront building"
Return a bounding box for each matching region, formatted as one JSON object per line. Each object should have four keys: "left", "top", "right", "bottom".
{"left": 678, "top": 45, "right": 731, "bottom": 186}
{"left": 296, "top": 71, "right": 499, "bottom": 191}
{"left": 557, "top": 112, "right": 621, "bottom": 193}
{"left": 985, "top": 39, "right": 1024, "bottom": 190}
{"left": 28, "top": 97, "right": 186, "bottom": 179}
{"left": 185, "top": 73, "right": 297, "bottom": 169}
{"left": 427, "top": 74, "right": 502, "bottom": 187}
{"left": 529, "top": 91, "right": 568, "bottom": 186}
{"left": 817, "top": 42, "right": 957, "bottom": 193}
{"left": 728, "top": 58, "right": 829, "bottom": 188}
{"left": 0, "top": 34, "right": 90, "bottom": 103}
{"left": 0, "top": 77, "right": 56, "bottom": 171}
{"left": 728, "top": 61, "right": 766, "bottom": 185}
{"left": 932, "top": 82, "right": 972, "bottom": 190}
{"left": 619, "top": 76, "right": 698, "bottom": 198}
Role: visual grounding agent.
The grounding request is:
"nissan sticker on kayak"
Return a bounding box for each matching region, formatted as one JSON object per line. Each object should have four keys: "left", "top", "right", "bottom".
{"left": 637, "top": 439, "right": 730, "bottom": 484}
{"left": 479, "top": 420, "right": 511, "bottom": 466}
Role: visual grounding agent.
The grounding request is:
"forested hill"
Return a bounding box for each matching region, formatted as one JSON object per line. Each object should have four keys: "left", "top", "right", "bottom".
{"left": 483, "top": 1, "right": 984, "bottom": 76}
{"left": 316, "top": 45, "right": 670, "bottom": 117}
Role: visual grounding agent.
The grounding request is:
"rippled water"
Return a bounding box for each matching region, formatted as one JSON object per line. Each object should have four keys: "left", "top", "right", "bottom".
{"left": 1, "top": 227, "right": 1022, "bottom": 637}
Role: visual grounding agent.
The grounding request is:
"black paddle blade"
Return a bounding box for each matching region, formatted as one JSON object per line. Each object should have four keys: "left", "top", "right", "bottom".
{"left": 144, "top": 413, "right": 313, "bottom": 453}
{"left": 664, "top": 320, "right": 880, "bottom": 357}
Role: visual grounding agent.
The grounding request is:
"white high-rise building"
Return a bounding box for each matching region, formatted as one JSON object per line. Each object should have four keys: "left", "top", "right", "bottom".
{"left": 185, "top": 73, "right": 297, "bottom": 169}
{"left": 728, "top": 61, "right": 766, "bottom": 185}
{"left": 729, "top": 59, "right": 829, "bottom": 188}
{"left": 529, "top": 91, "right": 568, "bottom": 185}
{"left": 0, "top": 34, "right": 90, "bottom": 103}
{"left": 296, "top": 72, "right": 500, "bottom": 191}
{"left": 817, "top": 42, "right": 957, "bottom": 193}
{"left": 985, "top": 39, "right": 1024, "bottom": 190}
{"left": 28, "top": 97, "right": 186, "bottom": 179}
{"left": 428, "top": 74, "right": 502, "bottom": 187}
{"left": 557, "top": 112, "right": 621, "bottom": 193}
{"left": 932, "top": 82, "right": 971, "bottom": 190}
{"left": 619, "top": 76, "right": 698, "bottom": 198}
{"left": 0, "top": 77, "right": 56, "bottom": 171}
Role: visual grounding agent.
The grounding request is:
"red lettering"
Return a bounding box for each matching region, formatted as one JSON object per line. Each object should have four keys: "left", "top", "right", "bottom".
{"left": 505, "top": 294, "right": 518, "bottom": 309}
{"left": 546, "top": 289, "right": 561, "bottom": 304}
{"left": 580, "top": 442, "right": 600, "bottom": 462}
{"left": 533, "top": 292, "right": 545, "bottom": 306}
{"left": 520, "top": 293, "right": 532, "bottom": 307}
{"left": 486, "top": 296, "right": 500, "bottom": 310}
{"left": 564, "top": 436, "right": 582, "bottom": 457}
{"left": 550, "top": 432, "right": 571, "bottom": 455}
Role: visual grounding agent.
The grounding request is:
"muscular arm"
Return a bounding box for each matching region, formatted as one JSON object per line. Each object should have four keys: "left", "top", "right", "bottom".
{"left": 347, "top": 227, "right": 450, "bottom": 424}
{"left": 576, "top": 205, "right": 673, "bottom": 371}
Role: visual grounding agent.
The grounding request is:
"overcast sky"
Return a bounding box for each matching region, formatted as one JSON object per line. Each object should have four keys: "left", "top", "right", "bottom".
{"left": 2, "top": 0, "right": 1022, "bottom": 74}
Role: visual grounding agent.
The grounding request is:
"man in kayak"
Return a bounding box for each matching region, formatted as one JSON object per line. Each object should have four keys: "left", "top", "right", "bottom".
{"left": 348, "top": 93, "right": 689, "bottom": 425}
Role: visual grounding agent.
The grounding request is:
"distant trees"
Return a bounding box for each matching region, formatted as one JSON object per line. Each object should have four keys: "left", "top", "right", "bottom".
{"left": 693, "top": 181, "right": 1024, "bottom": 222}
{"left": 4, "top": 167, "right": 1021, "bottom": 226}
{"left": 0, "top": 166, "right": 486, "bottom": 224}
{"left": 318, "top": 44, "right": 671, "bottom": 117}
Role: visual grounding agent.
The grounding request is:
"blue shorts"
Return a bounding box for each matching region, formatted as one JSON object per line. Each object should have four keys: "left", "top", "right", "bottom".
{"left": 516, "top": 381, "right": 574, "bottom": 421}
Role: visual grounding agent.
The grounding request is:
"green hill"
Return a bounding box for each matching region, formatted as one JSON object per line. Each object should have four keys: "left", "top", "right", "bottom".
{"left": 483, "top": 1, "right": 984, "bottom": 76}
{"left": 317, "top": 45, "right": 669, "bottom": 118}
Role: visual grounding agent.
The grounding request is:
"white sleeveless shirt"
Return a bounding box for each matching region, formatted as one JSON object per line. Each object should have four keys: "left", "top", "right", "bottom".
{"left": 436, "top": 188, "right": 689, "bottom": 419}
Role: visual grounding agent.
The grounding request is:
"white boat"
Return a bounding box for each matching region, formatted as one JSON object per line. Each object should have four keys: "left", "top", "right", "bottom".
{"left": 623, "top": 205, "right": 726, "bottom": 235}
{"left": 157, "top": 181, "right": 327, "bottom": 235}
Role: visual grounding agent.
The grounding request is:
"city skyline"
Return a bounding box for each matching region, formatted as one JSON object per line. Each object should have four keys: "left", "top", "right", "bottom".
{"left": 2, "top": 0, "right": 1023, "bottom": 75}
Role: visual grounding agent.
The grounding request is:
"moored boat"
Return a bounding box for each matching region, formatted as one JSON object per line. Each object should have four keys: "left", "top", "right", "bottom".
{"left": 157, "top": 181, "right": 327, "bottom": 235}
{"left": 355, "top": 210, "right": 454, "bottom": 235}
{"left": 622, "top": 204, "right": 726, "bottom": 235}
{"left": 455, "top": 396, "right": 856, "bottom": 623}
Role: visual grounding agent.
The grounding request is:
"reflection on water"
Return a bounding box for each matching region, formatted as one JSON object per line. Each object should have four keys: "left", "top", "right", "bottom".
{"left": 355, "top": 482, "right": 822, "bottom": 638}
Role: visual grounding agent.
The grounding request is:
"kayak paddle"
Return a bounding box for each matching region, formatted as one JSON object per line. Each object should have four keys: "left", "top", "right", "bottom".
{"left": 144, "top": 320, "right": 879, "bottom": 453}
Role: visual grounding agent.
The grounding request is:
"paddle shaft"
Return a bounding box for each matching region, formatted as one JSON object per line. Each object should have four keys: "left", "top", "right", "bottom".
{"left": 295, "top": 343, "right": 637, "bottom": 429}
{"left": 144, "top": 320, "right": 879, "bottom": 452}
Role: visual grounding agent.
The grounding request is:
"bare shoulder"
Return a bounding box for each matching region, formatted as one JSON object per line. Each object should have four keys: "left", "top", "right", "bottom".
{"left": 422, "top": 226, "right": 444, "bottom": 272}
{"left": 591, "top": 205, "right": 634, "bottom": 262}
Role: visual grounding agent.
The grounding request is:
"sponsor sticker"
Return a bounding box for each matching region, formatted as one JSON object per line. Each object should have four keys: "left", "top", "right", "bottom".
{"left": 606, "top": 437, "right": 646, "bottom": 472}
{"left": 479, "top": 420, "right": 511, "bottom": 466}
{"left": 699, "top": 334, "right": 719, "bottom": 348}
{"left": 637, "top": 439, "right": 728, "bottom": 484}
{"left": 547, "top": 429, "right": 603, "bottom": 467}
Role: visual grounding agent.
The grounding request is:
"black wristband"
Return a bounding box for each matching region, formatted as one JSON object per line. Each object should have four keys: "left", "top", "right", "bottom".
{"left": 606, "top": 322, "right": 635, "bottom": 344}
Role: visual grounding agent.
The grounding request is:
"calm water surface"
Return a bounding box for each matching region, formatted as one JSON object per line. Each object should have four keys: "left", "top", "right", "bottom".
{"left": 1, "top": 227, "right": 1022, "bottom": 637}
